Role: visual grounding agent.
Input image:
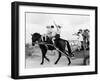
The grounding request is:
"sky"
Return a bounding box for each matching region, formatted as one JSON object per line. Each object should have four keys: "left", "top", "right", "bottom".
{"left": 25, "top": 12, "right": 90, "bottom": 43}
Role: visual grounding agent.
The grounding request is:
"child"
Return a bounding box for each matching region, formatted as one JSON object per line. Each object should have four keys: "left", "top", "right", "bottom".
{"left": 41, "top": 25, "right": 55, "bottom": 42}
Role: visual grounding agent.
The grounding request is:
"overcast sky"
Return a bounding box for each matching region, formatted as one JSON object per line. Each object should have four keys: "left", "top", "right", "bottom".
{"left": 26, "top": 12, "right": 90, "bottom": 43}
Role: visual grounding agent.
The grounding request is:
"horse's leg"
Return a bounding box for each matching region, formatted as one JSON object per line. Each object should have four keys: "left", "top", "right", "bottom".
{"left": 54, "top": 51, "right": 61, "bottom": 64}
{"left": 63, "top": 51, "right": 71, "bottom": 65}
{"left": 44, "top": 55, "right": 50, "bottom": 62}
{"left": 67, "top": 56, "right": 71, "bottom": 65}
{"left": 40, "top": 50, "right": 45, "bottom": 65}
{"left": 40, "top": 48, "right": 50, "bottom": 65}
{"left": 40, "top": 48, "right": 47, "bottom": 65}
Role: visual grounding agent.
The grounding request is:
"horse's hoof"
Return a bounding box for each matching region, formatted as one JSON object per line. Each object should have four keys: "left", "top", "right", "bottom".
{"left": 40, "top": 63, "right": 43, "bottom": 65}
{"left": 54, "top": 62, "right": 57, "bottom": 65}
{"left": 68, "top": 62, "right": 71, "bottom": 65}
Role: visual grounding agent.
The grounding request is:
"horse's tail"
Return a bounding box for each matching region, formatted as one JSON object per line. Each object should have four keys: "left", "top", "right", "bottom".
{"left": 65, "top": 40, "right": 72, "bottom": 54}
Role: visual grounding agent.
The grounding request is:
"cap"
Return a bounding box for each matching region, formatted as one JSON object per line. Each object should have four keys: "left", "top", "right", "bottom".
{"left": 51, "top": 25, "right": 54, "bottom": 28}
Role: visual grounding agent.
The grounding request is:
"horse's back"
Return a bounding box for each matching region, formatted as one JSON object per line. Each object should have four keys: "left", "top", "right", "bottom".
{"left": 55, "top": 38, "right": 66, "bottom": 50}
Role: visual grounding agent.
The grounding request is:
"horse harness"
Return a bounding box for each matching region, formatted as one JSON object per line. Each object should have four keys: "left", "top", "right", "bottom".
{"left": 32, "top": 41, "right": 70, "bottom": 59}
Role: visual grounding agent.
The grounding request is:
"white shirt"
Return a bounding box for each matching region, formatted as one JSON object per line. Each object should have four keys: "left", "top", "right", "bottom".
{"left": 78, "top": 33, "right": 83, "bottom": 41}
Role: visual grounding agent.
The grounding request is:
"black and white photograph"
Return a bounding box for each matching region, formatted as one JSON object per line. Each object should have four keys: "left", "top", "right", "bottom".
{"left": 25, "top": 12, "right": 90, "bottom": 68}
{"left": 11, "top": 2, "right": 97, "bottom": 79}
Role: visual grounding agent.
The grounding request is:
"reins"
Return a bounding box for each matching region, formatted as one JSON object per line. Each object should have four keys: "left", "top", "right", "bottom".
{"left": 32, "top": 42, "right": 71, "bottom": 59}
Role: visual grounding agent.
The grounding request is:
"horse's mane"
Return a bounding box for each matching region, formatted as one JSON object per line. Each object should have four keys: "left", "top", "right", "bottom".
{"left": 31, "top": 32, "right": 41, "bottom": 41}
{"left": 33, "top": 32, "right": 41, "bottom": 36}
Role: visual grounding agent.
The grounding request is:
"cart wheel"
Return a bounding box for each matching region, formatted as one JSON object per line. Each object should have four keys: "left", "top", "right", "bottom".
{"left": 83, "top": 56, "right": 89, "bottom": 65}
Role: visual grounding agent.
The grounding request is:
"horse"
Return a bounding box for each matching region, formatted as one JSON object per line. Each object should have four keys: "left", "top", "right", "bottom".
{"left": 31, "top": 32, "right": 73, "bottom": 65}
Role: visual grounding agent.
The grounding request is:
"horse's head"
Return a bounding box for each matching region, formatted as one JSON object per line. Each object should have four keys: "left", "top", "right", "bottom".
{"left": 31, "top": 33, "right": 41, "bottom": 46}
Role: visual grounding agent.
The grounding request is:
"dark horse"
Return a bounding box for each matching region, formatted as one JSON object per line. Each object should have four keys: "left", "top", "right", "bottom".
{"left": 31, "top": 33, "right": 73, "bottom": 65}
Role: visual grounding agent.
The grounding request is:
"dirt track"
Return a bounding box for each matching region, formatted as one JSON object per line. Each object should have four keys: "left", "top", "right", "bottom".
{"left": 25, "top": 47, "right": 89, "bottom": 68}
